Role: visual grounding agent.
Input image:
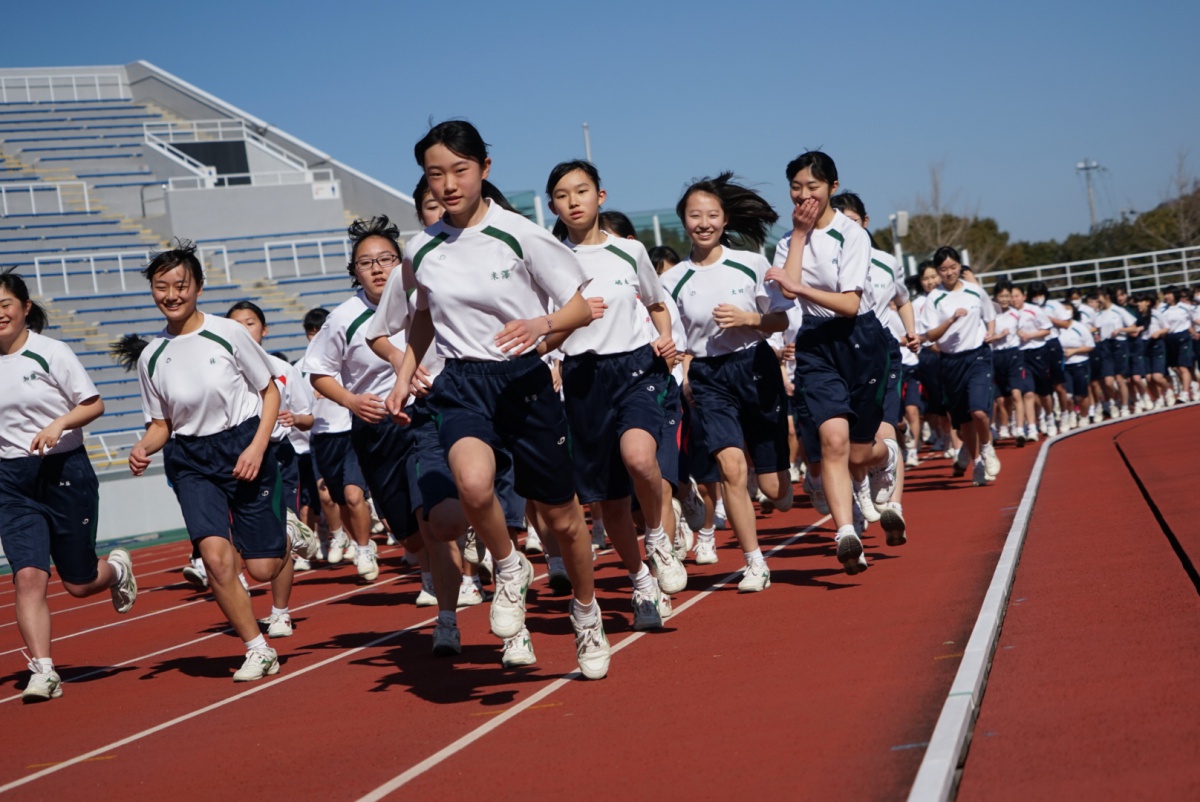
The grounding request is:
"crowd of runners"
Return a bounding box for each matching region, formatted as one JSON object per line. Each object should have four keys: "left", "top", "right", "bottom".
{"left": 5, "top": 120, "right": 1200, "bottom": 701}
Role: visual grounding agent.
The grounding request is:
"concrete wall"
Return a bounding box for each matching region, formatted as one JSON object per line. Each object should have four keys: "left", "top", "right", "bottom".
{"left": 165, "top": 181, "right": 345, "bottom": 242}
{"left": 96, "top": 468, "right": 185, "bottom": 542}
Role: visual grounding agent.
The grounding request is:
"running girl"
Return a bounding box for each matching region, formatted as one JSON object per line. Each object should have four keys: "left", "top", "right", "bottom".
{"left": 129, "top": 243, "right": 290, "bottom": 682}
{"left": 1, "top": 271, "right": 137, "bottom": 701}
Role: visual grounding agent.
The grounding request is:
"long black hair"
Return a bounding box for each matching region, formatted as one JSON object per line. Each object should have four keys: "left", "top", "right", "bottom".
{"left": 109, "top": 333, "right": 149, "bottom": 371}
{"left": 675, "top": 172, "right": 778, "bottom": 251}
{"left": 0, "top": 269, "right": 47, "bottom": 333}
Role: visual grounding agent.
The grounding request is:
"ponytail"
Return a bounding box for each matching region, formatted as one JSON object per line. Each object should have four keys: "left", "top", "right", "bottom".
{"left": 676, "top": 172, "right": 778, "bottom": 251}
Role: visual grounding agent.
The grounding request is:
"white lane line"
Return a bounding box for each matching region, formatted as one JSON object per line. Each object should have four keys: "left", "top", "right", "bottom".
{"left": 0, "top": 545, "right": 190, "bottom": 608}
{"left": 356, "top": 515, "right": 832, "bottom": 802}
{"left": 906, "top": 405, "right": 1190, "bottom": 802}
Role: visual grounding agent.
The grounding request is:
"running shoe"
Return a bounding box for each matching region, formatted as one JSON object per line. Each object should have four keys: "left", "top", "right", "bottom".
{"left": 182, "top": 558, "right": 208, "bottom": 589}
{"left": 647, "top": 539, "right": 688, "bottom": 594}
{"left": 880, "top": 502, "right": 907, "bottom": 546}
{"left": 789, "top": 463, "right": 802, "bottom": 483}
{"left": 854, "top": 478, "right": 881, "bottom": 523}
{"left": 461, "top": 528, "right": 482, "bottom": 566}
{"left": 981, "top": 443, "right": 1001, "bottom": 479}
{"left": 905, "top": 448, "right": 920, "bottom": 469}
{"left": 432, "top": 623, "right": 461, "bottom": 657}
{"left": 944, "top": 446, "right": 958, "bottom": 461}
{"left": 327, "top": 531, "right": 349, "bottom": 565}
{"left": 502, "top": 627, "right": 536, "bottom": 668}
{"left": 239, "top": 573, "right": 251, "bottom": 594}
{"left": 571, "top": 612, "right": 611, "bottom": 680}
{"left": 713, "top": 499, "right": 727, "bottom": 530}
{"left": 631, "top": 584, "right": 667, "bottom": 630}
{"left": 490, "top": 552, "right": 533, "bottom": 639}
{"left": 952, "top": 448, "right": 971, "bottom": 477}
{"left": 773, "top": 479, "right": 795, "bottom": 512}
{"left": 457, "top": 583, "right": 483, "bottom": 607}
{"left": 386, "top": 530, "right": 399, "bottom": 546}
{"left": 266, "top": 612, "right": 293, "bottom": 638}
{"left": 547, "top": 557, "right": 572, "bottom": 595}
{"left": 21, "top": 657, "right": 62, "bottom": 702}
{"left": 108, "top": 548, "right": 137, "bottom": 614}
{"left": 233, "top": 646, "right": 279, "bottom": 682}
{"left": 921, "top": 422, "right": 932, "bottom": 443}
{"left": 805, "top": 473, "right": 830, "bottom": 515}
{"left": 672, "top": 498, "right": 695, "bottom": 560}
{"left": 972, "top": 458, "right": 989, "bottom": 487}
{"left": 287, "top": 511, "right": 321, "bottom": 560}
{"left": 997, "top": 424, "right": 1010, "bottom": 441}
{"left": 836, "top": 531, "right": 865, "bottom": 575}
{"left": 694, "top": 536, "right": 718, "bottom": 565}
{"left": 681, "top": 480, "right": 706, "bottom": 532}
{"left": 293, "top": 556, "right": 312, "bottom": 571}
{"left": 524, "top": 526, "right": 544, "bottom": 554}
{"left": 737, "top": 561, "right": 771, "bottom": 593}
{"left": 345, "top": 540, "right": 359, "bottom": 563}
{"left": 356, "top": 548, "right": 379, "bottom": 582}
{"left": 870, "top": 440, "right": 900, "bottom": 507}
{"left": 590, "top": 518, "right": 607, "bottom": 551}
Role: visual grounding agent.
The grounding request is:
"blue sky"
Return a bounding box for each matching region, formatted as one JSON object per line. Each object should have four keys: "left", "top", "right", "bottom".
{"left": 5, "top": 0, "right": 1198, "bottom": 244}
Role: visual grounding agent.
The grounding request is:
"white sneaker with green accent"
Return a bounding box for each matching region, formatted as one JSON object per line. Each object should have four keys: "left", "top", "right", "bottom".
{"left": 647, "top": 539, "right": 687, "bottom": 594}
{"left": 356, "top": 549, "right": 379, "bottom": 582}
{"left": 266, "top": 612, "right": 293, "bottom": 638}
{"left": 854, "top": 478, "right": 881, "bottom": 524}
{"left": 22, "top": 659, "right": 62, "bottom": 702}
{"left": 327, "top": 531, "right": 349, "bottom": 565}
{"left": 490, "top": 552, "right": 533, "bottom": 639}
{"left": 737, "top": 560, "right": 771, "bottom": 592}
{"left": 694, "top": 536, "right": 718, "bottom": 565}
{"left": 571, "top": 613, "right": 611, "bottom": 679}
{"left": 287, "top": 511, "right": 320, "bottom": 560}
{"left": 107, "top": 548, "right": 137, "bottom": 614}
{"left": 501, "top": 626, "right": 536, "bottom": 668}
{"left": 233, "top": 647, "right": 279, "bottom": 682}
{"left": 631, "top": 585, "right": 667, "bottom": 631}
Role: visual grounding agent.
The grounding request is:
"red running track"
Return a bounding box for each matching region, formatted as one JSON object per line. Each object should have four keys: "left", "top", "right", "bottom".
{"left": 958, "top": 407, "right": 1200, "bottom": 801}
{"left": 3, "top": 437, "right": 1044, "bottom": 800}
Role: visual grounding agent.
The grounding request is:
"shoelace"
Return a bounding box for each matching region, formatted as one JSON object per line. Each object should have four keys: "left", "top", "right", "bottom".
{"left": 21, "top": 649, "right": 39, "bottom": 674}
{"left": 575, "top": 621, "right": 605, "bottom": 655}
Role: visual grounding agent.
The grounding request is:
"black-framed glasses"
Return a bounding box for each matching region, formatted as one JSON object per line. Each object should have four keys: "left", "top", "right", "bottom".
{"left": 354, "top": 253, "right": 400, "bottom": 270}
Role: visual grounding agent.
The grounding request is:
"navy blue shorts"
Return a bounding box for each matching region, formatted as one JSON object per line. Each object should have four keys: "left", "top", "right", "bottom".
{"left": 406, "top": 397, "right": 526, "bottom": 529}
{"left": 562, "top": 344, "right": 668, "bottom": 503}
{"left": 274, "top": 438, "right": 300, "bottom": 516}
{"left": 657, "top": 376, "right": 684, "bottom": 490}
{"left": 1064, "top": 362, "right": 1091, "bottom": 398}
{"left": 792, "top": 389, "right": 823, "bottom": 465}
{"left": 993, "top": 348, "right": 1033, "bottom": 395}
{"left": 1097, "top": 340, "right": 1118, "bottom": 379}
{"left": 351, "top": 415, "right": 417, "bottom": 540}
{"left": 901, "top": 363, "right": 924, "bottom": 414}
{"left": 1087, "top": 346, "right": 1103, "bottom": 381}
{"left": 1044, "top": 339, "right": 1067, "bottom": 384}
{"left": 296, "top": 451, "right": 319, "bottom": 510}
{"left": 793, "top": 313, "right": 891, "bottom": 445}
{"left": 1021, "top": 346, "right": 1056, "bottom": 396}
{"left": 431, "top": 354, "right": 575, "bottom": 506}
{"left": 1166, "top": 331, "right": 1194, "bottom": 369}
{"left": 918, "top": 348, "right": 946, "bottom": 415}
{"left": 1128, "top": 338, "right": 1148, "bottom": 377}
{"left": 690, "top": 340, "right": 789, "bottom": 473}
{"left": 168, "top": 417, "right": 287, "bottom": 560}
{"left": 680, "top": 395, "right": 720, "bottom": 485}
{"left": 311, "top": 430, "right": 367, "bottom": 505}
{"left": 881, "top": 338, "right": 903, "bottom": 427}
{"left": 1113, "top": 339, "right": 1131, "bottom": 378}
{"left": 1148, "top": 339, "right": 1167, "bottom": 375}
{"left": 938, "top": 345, "right": 995, "bottom": 428}
{"left": 0, "top": 448, "right": 99, "bottom": 584}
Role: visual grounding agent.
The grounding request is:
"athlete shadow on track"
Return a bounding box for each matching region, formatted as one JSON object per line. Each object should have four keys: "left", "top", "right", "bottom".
{"left": 140, "top": 654, "right": 247, "bottom": 680}
{"left": 353, "top": 642, "right": 542, "bottom": 706}
{"left": 904, "top": 479, "right": 968, "bottom": 493}
{"left": 329, "top": 591, "right": 408, "bottom": 607}
{"left": 56, "top": 665, "right": 139, "bottom": 684}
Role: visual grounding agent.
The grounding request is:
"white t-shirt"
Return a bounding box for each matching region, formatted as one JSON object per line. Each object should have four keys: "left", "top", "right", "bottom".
{"left": 649, "top": 292, "right": 689, "bottom": 385}
{"left": 1037, "top": 299, "right": 1072, "bottom": 340}
{"left": 918, "top": 282, "right": 995, "bottom": 353}
{"left": 1143, "top": 307, "right": 1166, "bottom": 340}
{"left": 560, "top": 233, "right": 665, "bottom": 357}
{"left": 399, "top": 200, "right": 589, "bottom": 362}
{"left": 1059, "top": 321, "right": 1094, "bottom": 365}
{"left": 267, "top": 353, "right": 313, "bottom": 443}
{"left": 771, "top": 210, "right": 872, "bottom": 319}
{"left": 992, "top": 307, "right": 1021, "bottom": 350}
{"left": 1015, "top": 304, "right": 1052, "bottom": 351}
{"left": 660, "top": 246, "right": 792, "bottom": 358}
{"left": 303, "top": 290, "right": 404, "bottom": 397}
{"left": 1161, "top": 304, "right": 1192, "bottom": 335}
{"left": 884, "top": 312, "right": 919, "bottom": 367}
{"left": 362, "top": 267, "right": 446, "bottom": 382}
{"left": 0, "top": 332, "right": 99, "bottom": 460}
{"left": 1095, "top": 306, "right": 1135, "bottom": 341}
{"left": 911, "top": 295, "right": 934, "bottom": 350}
{"left": 138, "top": 313, "right": 273, "bottom": 438}
{"left": 1078, "top": 303, "right": 1099, "bottom": 329}
{"left": 867, "top": 250, "right": 909, "bottom": 328}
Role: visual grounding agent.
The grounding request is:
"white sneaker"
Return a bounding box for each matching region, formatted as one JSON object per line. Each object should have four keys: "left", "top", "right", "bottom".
{"left": 672, "top": 499, "right": 695, "bottom": 560}
{"left": 1026, "top": 426, "right": 1039, "bottom": 443}
{"left": 460, "top": 528, "right": 482, "bottom": 566}
{"left": 921, "top": 421, "right": 933, "bottom": 443}
{"left": 694, "top": 536, "right": 718, "bottom": 565}
{"left": 344, "top": 540, "right": 359, "bottom": 563}
{"left": 713, "top": 499, "right": 727, "bottom": 530}
{"left": 327, "top": 531, "right": 349, "bottom": 565}
{"left": 772, "top": 479, "right": 794, "bottom": 512}
{"left": 836, "top": 531, "right": 866, "bottom": 575}
{"left": 870, "top": 440, "right": 900, "bottom": 507}
{"left": 880, "top": 502, "right": 907, "bottom": 547}
{"left": 998, "top": 424, "right": 1011, "bottom": 440}
{"left": 854, "top": 478, "right": 881, "bottom": 523}
{"left": 972, "top": 458, "right": 988, "bottom": 487}
{"left": 982, "top": 443, "right": 1001, "bottom": 479}
{"left": 647, "top": 539, "right": 688, "bottom": 594}
{"left": 1119, "top": 407, "right": 1131, "bottom": 418}
{"left": 107, "top": 548, "right": 137, "bottom": 614}
{"left": 944, "top": 446, "right": 958, "bottom": 461}
{"left": 386, "top": 530, "right": 399, "bottom": 546}
{"left": 631, "top": 584, "right": 667, "bottom": 630}
{"left": 1046, "top": 421, "right": 1059, "bottom": 437}
{"left": 501, "top": 626, "right": 536, "bottom": 668}
{"left": 232, "top": 647, "right": 279, "bottom": 682}
{"left": 789, "top": 464, "right": 802, "bottom": 483}
{"left": 905, "top": 448, "right": 920, "bottom": 469}
{"left": 571, "top": 612, "right": 611, "bottom": 680}
{"left": 490, "top": 552, "right": 533, "bottom": 639}
{"left": 182, "top": 558, "right": 208, "bottom": 589}
{"left": 681, "top": 480, "right": 706, "bottom": 532}
{"left": 293, "top": 556, "right": 312, "bottom": 571}
{"left": 805, "top": 474, "right": 830, "bottom": 515}
{"left": 356, "top": 549, "right": 379, "bottom": 582}
{"left": 432, "top": 623, "right": 462, "bottom": 657}
{"left": 457, "top": 582, "right": 483, "bottom": 607}
{"left": 952, "top": 448, "right": 971, "bottom": 477}
{"left": 22, "top": 659, "right": 62, "bottom": 702}
{"left": 239, "top": 573, "right": 250, "bottom": 594}
{"left": 415, "top": 587, "right": 437, "bottom": 607}
{"left": 286, "top": 511, "right": 320, "bottom": 560}
{"left": 737, "top": 561, "right": 771, "bottom": 592}
{"left": 266, "top": 612, "right": 293, "bottom": 638}
{"left": 524, "top": 526, "right": 543, "bottom": 554}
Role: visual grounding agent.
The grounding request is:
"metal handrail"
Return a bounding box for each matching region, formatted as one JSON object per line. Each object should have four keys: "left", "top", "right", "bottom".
{"left": 142, "top": 125, "right": 217, "bottom": 181}
{"left": 0, "top": 180, "right": 90, "bottom": 215}
{"left": 262, "top": 236, "right": 350, "bottom": 279}
{"left": 983, "top": 245, "right": 1200, "bottom": 296}
{"left": 0, "top": 73, "right": 129, "bottom": 103}
{"left": 85, "top": 428, "right": 143, "bottom": 465}
{"left": 167, "top": 169, "right": 333, "bottom": 191}
{"left": 144, "top": 119, "right": 308, "bottom": 171}
{"left": 32, "top": 244, "right": 230, "bottom": 295}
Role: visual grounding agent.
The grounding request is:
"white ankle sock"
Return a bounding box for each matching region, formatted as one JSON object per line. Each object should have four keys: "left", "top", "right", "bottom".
{"left": 270, "top": 606, "right": 288, "bottom": 617}
{"left": 107, "top": 556, "right": 126, "bottom": 584}
{"left": 629, "top": 563, "right": 655, "bottom": 595}
{"left": 244, "top": 635, "right": 267, "bottom": 652}
{"left": 698, "top": 528, "right": 715, "bottom": 541}
{"left": 645, "top": 525, "right": 667, "bottom": 548}
{"left": 743, "top": 548, "right": 765, "bottom": 567}
{"left": 35, "top": 657, "right": 54, "bottom": 672}
{"left": 494, "top": 549, "right": 522, "bottom": 577}
{"left": 836, "top": 524, "right": 857, "bottom": 541}
{"left": 571, "top": 597, "right": 600, "bottom": 626}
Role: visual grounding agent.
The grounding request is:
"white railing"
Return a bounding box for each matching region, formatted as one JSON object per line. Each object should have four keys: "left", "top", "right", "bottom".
{"left": 143, "top": 119, "right": 308, "bottom": 172}
{"left": 263, "top": 236, "right": 350, "bottom": 279}
{"left": 0, "top": 181, "right": 90, "bottom": 215}
{"left": 984, "top": 245, "right": 1200, "bottom": 296}
{"left": 142, "top": 127, "right": 217, "bottom": 182}
{"left": 33, "top": 244, "right": 230, "bottom": 295}
{"left": 0, "top": 73, "right": 129, "bottom": 103}
{"left": 85, "top": 428, "right": 143, "bottom": 466}
{"left": 167, "top": 168, "right": 334, "bottom": 191}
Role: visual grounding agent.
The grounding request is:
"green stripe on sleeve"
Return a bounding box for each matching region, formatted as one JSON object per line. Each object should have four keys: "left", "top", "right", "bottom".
{"left": 932, "top": 292, "right": 947, "bottom": 309}
{"left": 826, "top": 229, "right": 845, "bottom": 245}
{"left": 671, "top": 269, "right": 695, "bottom": 301}
{"left": 722, "top": 259, "right": 757, "bottom": 283}
{"left": 146, "top": 340, "right": 169, "bottom": 379}
{"left": 412, "top": 231, "right": 449, "bottom": 273}
{"left": 870, "top": 258, "right": 894, "bottom": 279}
{"left": 604, "top": 244, "right": 639, "bottom": 276}
{"left": 21, "top": 350, "right": 49, "bottom": 373}
{"left": 198, "top": 330, "right": 233, "bottom": 355}
{"left": 482, "top": 226, "right": 523, "bottom": 259}
{"left": 345, "top": 308, "right": 375, "bottom": 344}
{"left": 963, "top": 286, "right": 982, "bottom": 300}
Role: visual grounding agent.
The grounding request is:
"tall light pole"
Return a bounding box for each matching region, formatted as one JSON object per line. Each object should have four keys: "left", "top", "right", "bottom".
{"left": 1076, "top": 158, "right": 1103, "bottom": 231}
{"left": 582, "top": 122, "right": 592, "bottom": 162}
